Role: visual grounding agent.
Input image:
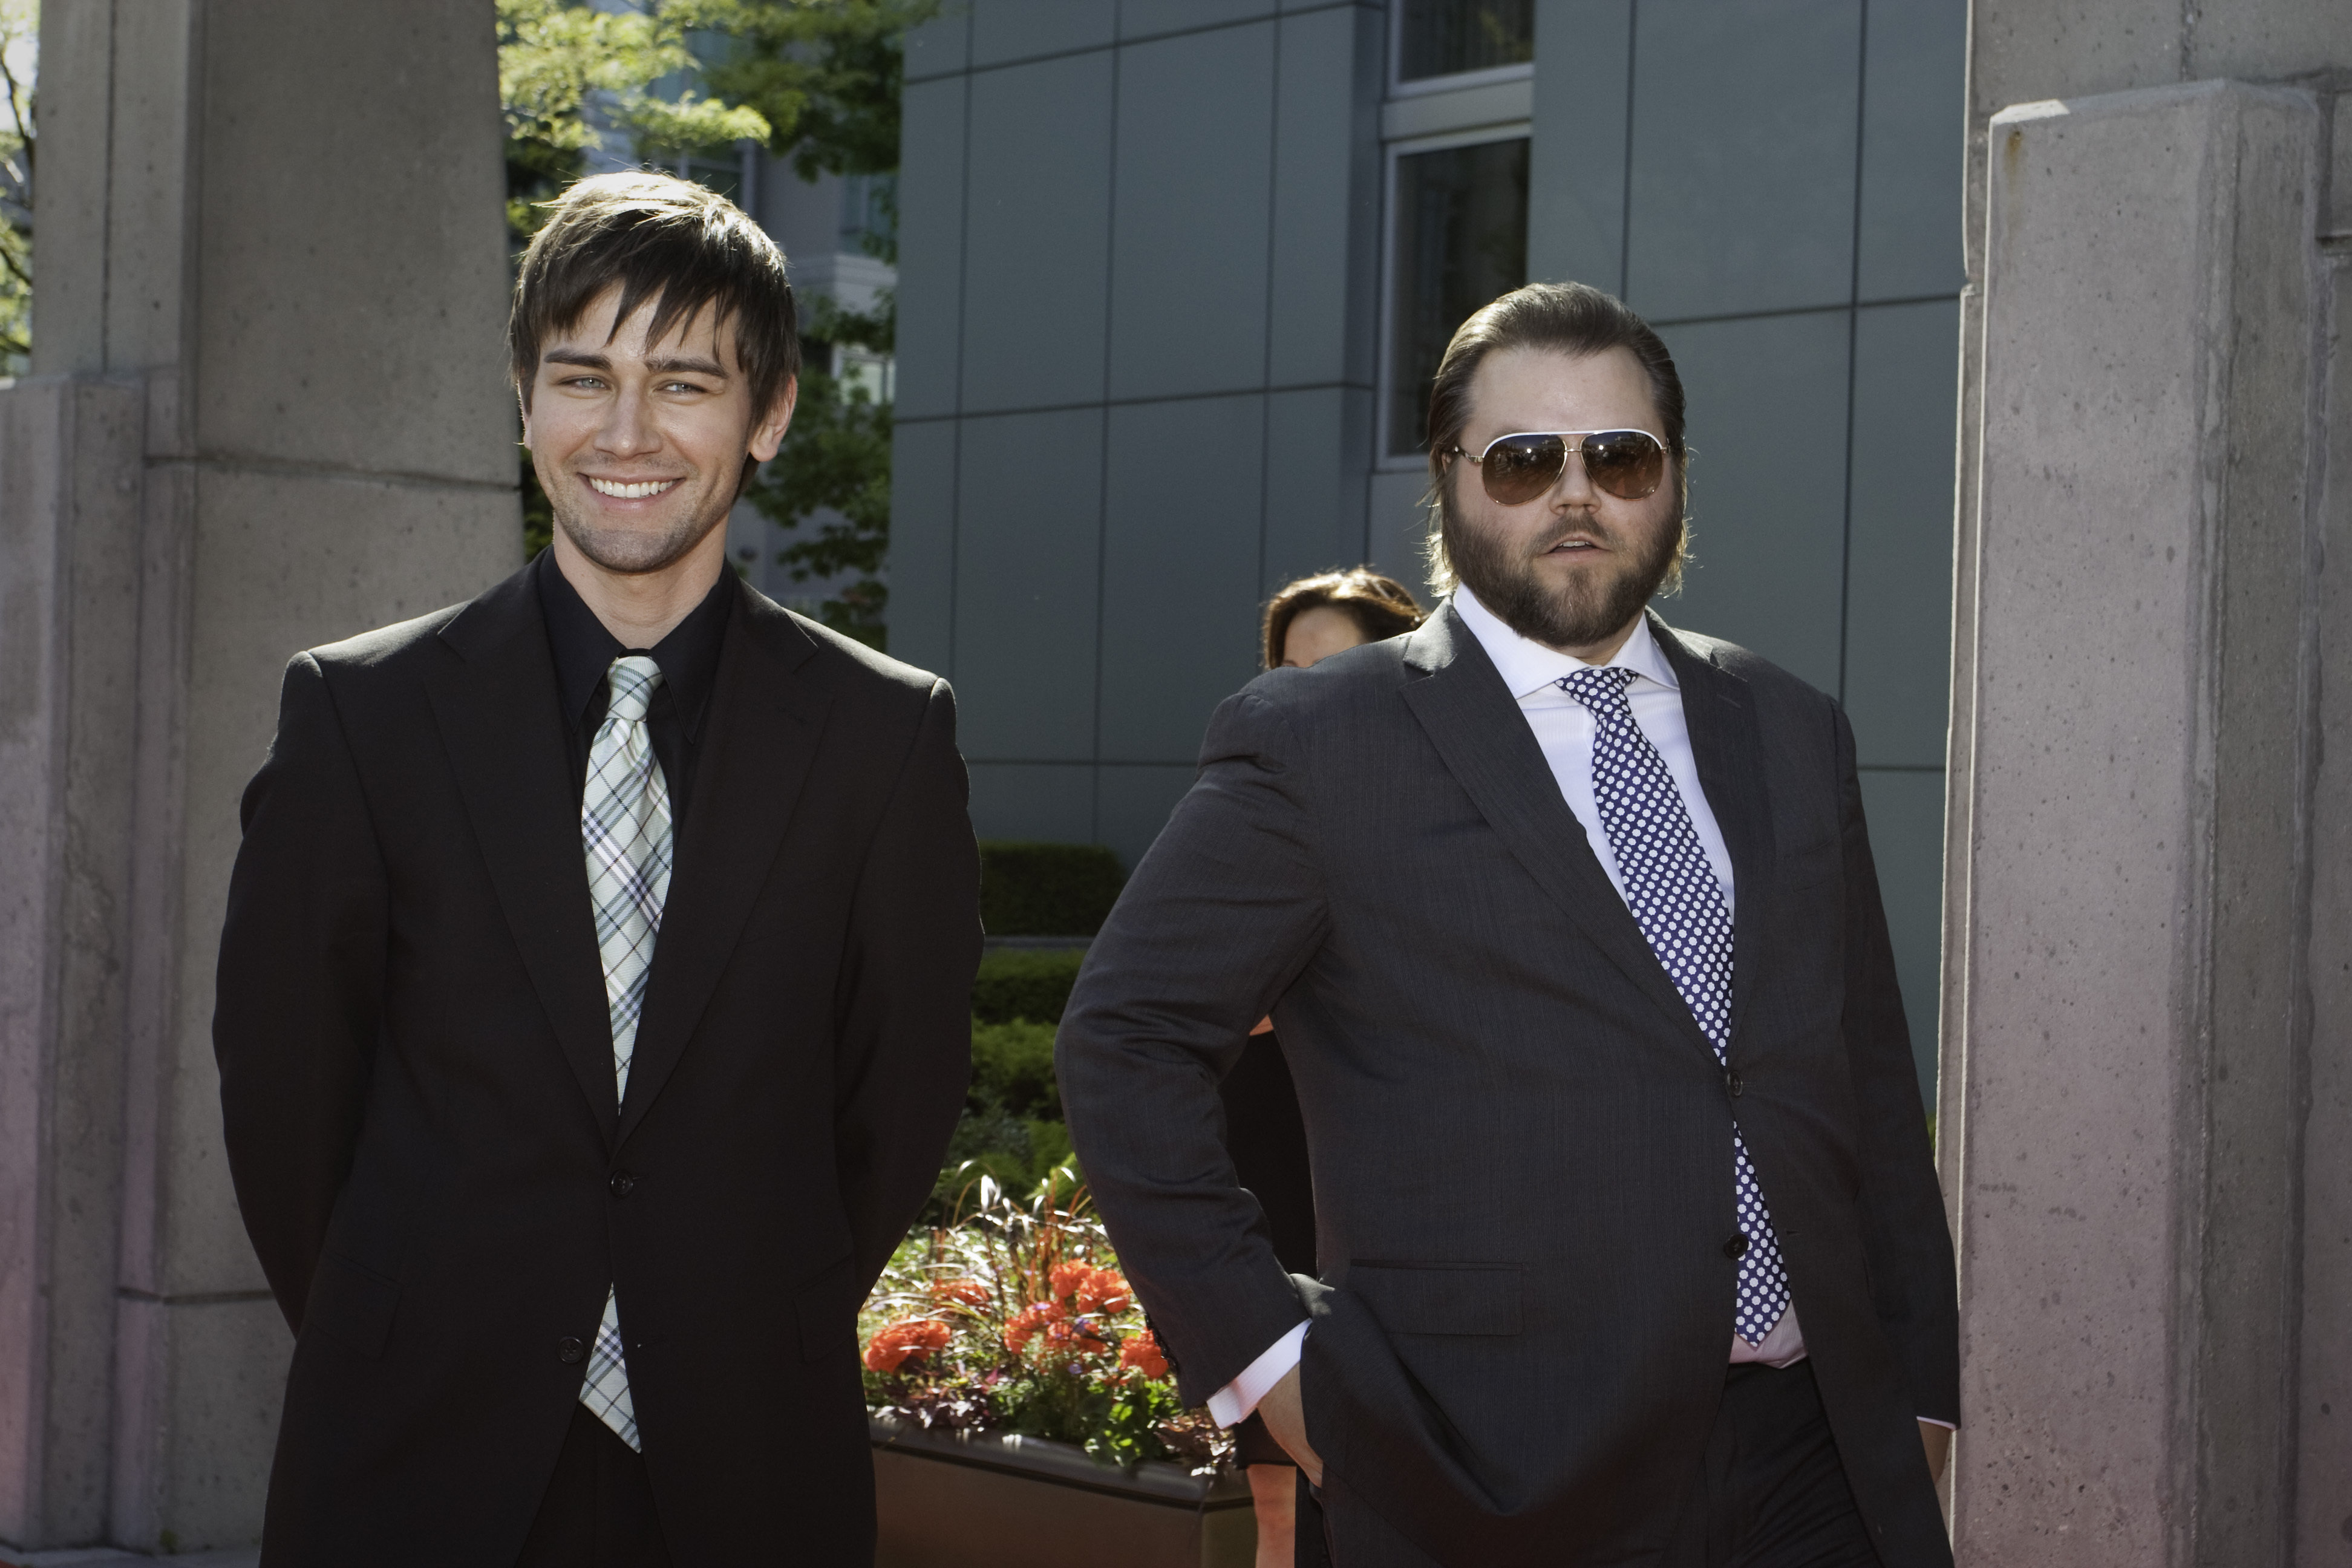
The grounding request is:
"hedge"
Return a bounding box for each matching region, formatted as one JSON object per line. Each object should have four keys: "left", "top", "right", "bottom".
{"left": 970, "top": 947, "right": 1086, "bottom": 1027}
{"left": 979, "top": 840, "right": 1126, "bottom": 936}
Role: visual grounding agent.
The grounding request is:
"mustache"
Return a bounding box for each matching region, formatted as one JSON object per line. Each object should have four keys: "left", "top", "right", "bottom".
{"left": 1529, "top": 517, "right": 1614, "bottom": 554}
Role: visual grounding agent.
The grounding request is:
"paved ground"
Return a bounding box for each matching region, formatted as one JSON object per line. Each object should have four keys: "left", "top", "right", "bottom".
{"left": 3, "top": 1550, "right": 258, "bottom": 1567}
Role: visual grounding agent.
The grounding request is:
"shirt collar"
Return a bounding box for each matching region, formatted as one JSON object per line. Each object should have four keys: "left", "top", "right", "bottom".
{"left": 533, "top": 547, "right": 734, "bottom": 740}
{"left": 1450, "top": 582, "right": 1680, "bottom": 702}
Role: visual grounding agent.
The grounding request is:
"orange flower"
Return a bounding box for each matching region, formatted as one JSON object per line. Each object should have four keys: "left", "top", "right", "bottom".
{"left": 1120, "top": 1329, "right": 1169, "bottom": 1380}
{"left": 863, "top": 1317, "right": 953, "bottom": 1373}
{"left": 929, "top": 1276, "right": 989, "bottom": 1308}
{"left": 1074, "top": 1267, "right": 1131, "bottom": 1316}
{"left": 1003, "top": 1302, "right": 1063, "bottom": 1354}
{"left": 1048, "top": 1261, "right": 1092, "bottom": 1302}
{"left": 1044, "top": 1318, "right": 1110, "bottom": 1356}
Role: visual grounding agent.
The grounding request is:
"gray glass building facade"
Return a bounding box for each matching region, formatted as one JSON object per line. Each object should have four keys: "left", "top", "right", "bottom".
{"left": 888, "top": 0, "right": 1964, "bottom": 1095}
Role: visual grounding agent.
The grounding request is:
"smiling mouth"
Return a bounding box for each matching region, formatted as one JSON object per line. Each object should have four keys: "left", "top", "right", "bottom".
{"left": 587, "top": 477, "right": 682, "bottom": 500}
{"left": 1545, "top": 537, "right": 1604, "bottom": 554}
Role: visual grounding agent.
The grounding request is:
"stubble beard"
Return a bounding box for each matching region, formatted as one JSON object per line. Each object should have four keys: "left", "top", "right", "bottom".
{"left": 551, "top": 471, "right": 734, "bottom": 578}
{"left": 1442, "top": 481, "right": 1684, "bottom": 650}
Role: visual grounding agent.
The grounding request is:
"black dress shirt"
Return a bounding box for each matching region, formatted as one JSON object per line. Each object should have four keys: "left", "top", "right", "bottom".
{"left": 533, "top": 547, "right": 732, "bottom": 832}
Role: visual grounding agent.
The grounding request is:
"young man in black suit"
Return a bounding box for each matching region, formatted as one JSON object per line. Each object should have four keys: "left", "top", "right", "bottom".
{"left": 214, "top": 172, "right": 980, "bottom": 1565}
{"left": 1059, "top": 283, "right": 1956, "bottom": 1565}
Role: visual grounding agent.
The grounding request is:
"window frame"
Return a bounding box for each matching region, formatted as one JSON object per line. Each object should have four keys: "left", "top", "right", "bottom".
{"left": 1375, "top": 123, "right": 1535, "bottom": 471}
{"left": 1388, "top": 0, "right": 1537, "bottom": 99}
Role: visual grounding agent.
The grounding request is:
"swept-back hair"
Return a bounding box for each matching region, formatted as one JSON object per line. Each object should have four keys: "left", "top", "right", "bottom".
{"left": 509, "top": 171, "right": 798, "bottom": 418}
{"left": 1421, "top": 281, "right": 1690, "bottom": 593}
{"left": 1261, "top": 567, "right": 1425, "bottom": 668}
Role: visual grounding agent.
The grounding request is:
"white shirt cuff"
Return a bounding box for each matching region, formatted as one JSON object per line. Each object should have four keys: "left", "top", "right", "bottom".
{"left": 1917, "top": 1415, "right": 1958, "bottom": 1431}
{"left": 1206, "top": 1321, "right": 1308, "bottom": 1428}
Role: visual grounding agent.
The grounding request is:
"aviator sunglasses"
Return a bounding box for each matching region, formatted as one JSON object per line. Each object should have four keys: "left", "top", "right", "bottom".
{"left": 1446, "top": 428, "right": 1669, "bottom": 506}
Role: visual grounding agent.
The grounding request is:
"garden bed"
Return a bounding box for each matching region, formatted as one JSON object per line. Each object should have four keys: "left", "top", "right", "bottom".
{"left": 871, "top": 1415, "right": 1254, "bottom": 1568}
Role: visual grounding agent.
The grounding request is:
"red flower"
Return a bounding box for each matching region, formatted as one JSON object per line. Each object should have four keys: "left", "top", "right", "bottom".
{"left": 1044, "top": 1318, "right": 1111, "bottom": 1357}
{"left": 1004, "top": 1302, "right": 1063, "bottom": 1354}
{"left": 1120, "top": 1329, "right": 1170, "bottom": 1380}
{"left": 929, "top": 1276, "right": 989, "bottom": 1308}
{"left": 1074, "top": 1267, "right": 1131, "bottom": 1316}
{"left": 1048, "top": 1261, "right": 1093, "bottom": 1302}
{"left": 863, "top": 1317, "right": 953, "bottom": 1373}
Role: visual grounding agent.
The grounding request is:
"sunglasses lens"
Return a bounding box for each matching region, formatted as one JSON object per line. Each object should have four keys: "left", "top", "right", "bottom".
{"left": 1582, "top": 431, "right": 1665, "bottom": 500}
{"left": 1479, "top": 435, "right": 1567, "bottom": 505}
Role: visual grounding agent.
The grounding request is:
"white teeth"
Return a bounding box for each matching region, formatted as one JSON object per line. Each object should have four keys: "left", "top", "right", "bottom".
{"left": 588, "top": 477, "right": 678, "bottom": 499}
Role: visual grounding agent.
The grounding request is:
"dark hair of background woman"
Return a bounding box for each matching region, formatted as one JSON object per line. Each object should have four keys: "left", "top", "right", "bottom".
{"left": 1261, "top": 567, "right": 1427, "bottom": 670}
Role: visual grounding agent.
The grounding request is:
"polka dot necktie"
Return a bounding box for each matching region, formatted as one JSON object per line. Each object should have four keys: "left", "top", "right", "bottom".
{"left": 1560, "top": 666, "right": 1791, "bottom": 1345}
{"left": 576, "top": 656, "right": 674, "bottom": 1451}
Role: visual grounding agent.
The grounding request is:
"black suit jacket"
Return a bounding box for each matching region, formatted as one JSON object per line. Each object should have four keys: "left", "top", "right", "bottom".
{"left": 214, "top": 563, "right": 980, "bottom": 1565}
{"left": 1056, "top": 606, "right": 1956, "bottom": 1565}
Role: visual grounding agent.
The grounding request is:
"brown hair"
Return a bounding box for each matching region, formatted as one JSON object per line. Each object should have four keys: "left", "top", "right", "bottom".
{"left": 1420, "top": 281, "right": 1690, "bottom": 592}
{"left": 1262, "top": 567, "right": 1427, "bottom": 669}
{"left": 509, "top": 172, "right": 799, "bottom": 421}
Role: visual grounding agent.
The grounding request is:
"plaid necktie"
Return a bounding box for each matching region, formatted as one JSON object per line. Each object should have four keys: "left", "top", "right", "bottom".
{"left": 577, "top": 655, "right": 673, "bottom": 1451}
{"left": 1560, "top": 666, "right": 1792, "bottom": 1345}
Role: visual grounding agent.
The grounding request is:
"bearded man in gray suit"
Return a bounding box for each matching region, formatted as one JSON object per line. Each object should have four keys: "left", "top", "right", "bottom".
{"left": 1056, "top": 283, "right": 1957, "bottom": 1567}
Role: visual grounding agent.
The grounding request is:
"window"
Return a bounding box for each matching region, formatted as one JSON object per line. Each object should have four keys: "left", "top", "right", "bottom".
{"left": 840, "top": 173, "right": 897, "bottom": 259}
{"left": 1397, "top": 0, "right": 1535, "bottom": 87}
{"left": 679, "top": 154, "right": 744, "bottom": 205}
{"left": 1384, "top": 134, "right": 1529, "bottom": 459}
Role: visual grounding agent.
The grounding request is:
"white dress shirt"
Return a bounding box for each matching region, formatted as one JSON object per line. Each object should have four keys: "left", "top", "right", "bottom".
{"left": 1209, "top": 587, "right": 1805, "bottom": 1430}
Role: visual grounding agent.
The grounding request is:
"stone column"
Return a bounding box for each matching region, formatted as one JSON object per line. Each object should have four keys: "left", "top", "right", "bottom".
{"left": 0, "top": 1, "right": 516, "bottom": 1550}
{"left": 1942, "top": 66, "right": 2344, "bottom": 1568}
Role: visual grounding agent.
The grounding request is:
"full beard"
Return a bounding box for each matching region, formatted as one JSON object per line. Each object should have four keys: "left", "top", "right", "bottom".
{"left": 1442, "top": 493, "right": 1684, "bottom": 650}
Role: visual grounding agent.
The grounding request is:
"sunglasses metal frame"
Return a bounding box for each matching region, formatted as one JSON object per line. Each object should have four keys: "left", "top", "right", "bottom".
{"left": 1445, "top": 428, "right": 1670, "bottom": 503}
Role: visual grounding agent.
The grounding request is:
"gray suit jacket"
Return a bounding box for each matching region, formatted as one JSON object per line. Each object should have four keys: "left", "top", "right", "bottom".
{"left": 1056, "top": 605, "right": 1956, "bottom": 1564}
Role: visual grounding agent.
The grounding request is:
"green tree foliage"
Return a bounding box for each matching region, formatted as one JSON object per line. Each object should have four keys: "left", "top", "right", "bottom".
{"left": 0, "top": 0, "right": 38, "bottom": 374}
{"left": 739, "top": 293, "right": 895, "bottom": 644}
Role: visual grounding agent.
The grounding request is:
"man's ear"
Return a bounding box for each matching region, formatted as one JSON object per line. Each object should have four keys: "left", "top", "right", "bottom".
{"left": 748, "top": 375, "right": 799, "bottom": 464}
{"left": 516, "top": 382, "right": 534, "bottom": 449}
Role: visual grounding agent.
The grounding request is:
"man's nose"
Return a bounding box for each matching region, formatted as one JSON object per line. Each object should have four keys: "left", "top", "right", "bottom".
{"left": 597, "top": 390, "right": 661, "bottom": 456}
{"left": 1549, "top": 443, "right": 1598, "bottom": 508}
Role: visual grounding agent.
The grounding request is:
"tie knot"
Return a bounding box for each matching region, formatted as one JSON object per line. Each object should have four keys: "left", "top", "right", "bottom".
{"left": 1558, "top": 664, "right": 1638, "bottom": 716}
{"left": 604, "top": 656, "right": 663, "bottom": 724}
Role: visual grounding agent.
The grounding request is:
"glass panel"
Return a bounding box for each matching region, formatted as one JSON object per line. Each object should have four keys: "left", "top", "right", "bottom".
{"left": 1397, "top": 0, "right": 1535, "bottom": 83}
{"left": 1387, "top": 136, "right": 1529, "bottom": 457}
{"left": 681, "top": 157, "right": 742, "bottom": 204}
{"left": 840, "top": 172, "right": 899, "bottom": 257}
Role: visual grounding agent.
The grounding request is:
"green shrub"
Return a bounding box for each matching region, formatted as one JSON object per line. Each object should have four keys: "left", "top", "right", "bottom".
{"left": 971, "top": 947, "right": 1086, "bottom": 1026}
{"left": 971, "top": 1017, "right": 1061, "bottom": 1120}
{"left": 979, "top": 840, "right": 1127, "bottom": 936}
{"left": 927, "top": 1018, "right": 1074, "bottom": 1218}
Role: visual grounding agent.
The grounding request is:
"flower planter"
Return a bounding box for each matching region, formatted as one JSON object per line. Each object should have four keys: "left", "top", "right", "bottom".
{"left": 871, "top": 1415, "right": 1256, "bottom": 1568}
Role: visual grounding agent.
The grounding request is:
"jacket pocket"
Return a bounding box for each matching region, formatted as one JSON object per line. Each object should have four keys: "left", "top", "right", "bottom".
{"left": 306, "top": 1252, "right": 401, "bottom": 1360}
{"left": 792, "top": 1252, "right": 860, "bottom": 1362}
{"left": 1346, "top": 1262, "right": 1523, "bottom": 1336}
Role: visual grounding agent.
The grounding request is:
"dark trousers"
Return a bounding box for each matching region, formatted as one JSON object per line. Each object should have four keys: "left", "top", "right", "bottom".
{"left": 1320, "top": 1361, "right": 1882, "bottom": 1566}
{"left": 1658, "top": 1361, "right": 1883, "bottom": 1568}
{"left": 515, "top": 1403, "right": 673, "bottom": 1568}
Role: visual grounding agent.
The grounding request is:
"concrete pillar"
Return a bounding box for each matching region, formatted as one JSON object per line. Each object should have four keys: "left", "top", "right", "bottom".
{"left": 0, "top": 1, "right": 516, "bottom": 1551}
{"left": 1942, "top": 1, "right": 2352, "bottom": 1553}
{"left": 2296, "top": 157, "right": 2352, "bottom": 1568}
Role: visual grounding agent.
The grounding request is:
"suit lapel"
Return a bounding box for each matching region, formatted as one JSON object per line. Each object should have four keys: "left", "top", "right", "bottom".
{"left": 1651, "top": 614, "right": 1775, "bottom": 1056}
{"left": 1398, "top": 607, "right": 1719, "bottom": 1061}
{"left": 616, "top": 585, "right": 831, "bottom": 1148}
{"left": 426, "top": 566, "right": 620, "bottom": 1139}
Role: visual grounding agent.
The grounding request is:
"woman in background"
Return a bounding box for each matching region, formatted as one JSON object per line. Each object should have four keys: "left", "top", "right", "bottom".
{"left": 1223, "top": 567, "right": 1424, "bottom": 1568}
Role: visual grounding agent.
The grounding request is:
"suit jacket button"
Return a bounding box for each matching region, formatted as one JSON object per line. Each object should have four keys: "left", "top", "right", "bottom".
{"left": 1725, "top": 1070, "right": 1744, "bottom": 1098}
{"left": 1723, "top": 1233, "right": 1750, "bottom": 1260}
{"left": 610, "top": 1171, "right": 636, "bottom": 1198}
{"left": 558, "top": 1336, "right": 586, "bottom": 1364}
